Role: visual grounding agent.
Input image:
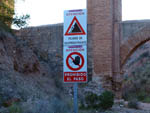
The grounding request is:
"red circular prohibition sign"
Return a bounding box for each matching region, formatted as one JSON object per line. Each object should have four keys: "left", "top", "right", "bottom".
{"left": 66, "top": 52, "right": 84, "bottom": 71}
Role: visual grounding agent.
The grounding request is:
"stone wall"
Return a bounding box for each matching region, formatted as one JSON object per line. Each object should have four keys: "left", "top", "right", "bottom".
{"left": 120, "top": 22, "right": 150, "bottom": 67}
{"left": 87, "top": 0, "right": 122, "bottom": 94}
{"left": 15, "top": 24, "right": 93, "bottom": 81}
{"left": 121, "top": 20, "right": 150, "bottom": 42}
{"left": 88, "top": 0, "right": 113, "bottom": 78}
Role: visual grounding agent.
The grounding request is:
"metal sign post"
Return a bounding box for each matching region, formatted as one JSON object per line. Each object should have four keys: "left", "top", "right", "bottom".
{"left": 74, "top": 83, "right": 78, "bottom": 113}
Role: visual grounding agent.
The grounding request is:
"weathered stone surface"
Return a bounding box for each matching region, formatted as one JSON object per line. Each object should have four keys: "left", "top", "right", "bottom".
{"left": 121, "top": 20, "right": 150, "bottom": 41}
{"left": 15, "top": 24, "right": 93, "bottom": 80}
{"left": 120, "top": 25, "right": 150, "bottom": 67}
{"left": 0, "top": 29, "right": 73, "bottom": 112}
{"left": 87, "top": 0, "right": 122, "bottom": 96}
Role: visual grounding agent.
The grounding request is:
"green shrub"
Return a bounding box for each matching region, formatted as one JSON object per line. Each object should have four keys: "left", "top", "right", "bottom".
{"left": 8, "top": 102, "right": 22, "bottom": 113}
{"left": 83, "top": 91, "right": 114, "bottom": 110}
{"left": 143, "top": 97, "right": 150, "bottom": 103}
{"left": 85, "top": 92, "right": 99, "bottom": 109}
{"left": 99, "top": 90, "right": 114, "bottom": 110}
{"left": 128, "top": 99, "right": 138, "bottom": 109}
{"left": 137, "top": 92, "right": 146, "bottom": 101}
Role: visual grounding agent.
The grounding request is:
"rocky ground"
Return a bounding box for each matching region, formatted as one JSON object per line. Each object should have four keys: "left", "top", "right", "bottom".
{"left": 102, "top": 105, "right": 150, "bottom": 113}
{"left": 80, "top": 104, "right": 150, "bottom": 113}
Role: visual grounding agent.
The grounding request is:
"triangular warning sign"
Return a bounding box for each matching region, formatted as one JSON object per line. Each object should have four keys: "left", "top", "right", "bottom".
{"left": 65, "top": 16, "right": 86, "bottom": 36}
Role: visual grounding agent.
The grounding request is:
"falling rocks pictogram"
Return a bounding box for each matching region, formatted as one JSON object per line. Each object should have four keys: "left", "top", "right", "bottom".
{"left": 70, "top": 22, "right": 82, "bottom": 33}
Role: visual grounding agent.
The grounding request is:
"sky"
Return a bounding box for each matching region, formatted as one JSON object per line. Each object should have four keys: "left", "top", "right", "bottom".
{"left": 15, "top": 0, "right": 150, "bottom": 27}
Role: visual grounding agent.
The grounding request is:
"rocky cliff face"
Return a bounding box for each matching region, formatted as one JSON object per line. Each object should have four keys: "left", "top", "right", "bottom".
{"left": 0, "top": 28, "right": 43, "bottom": 75}
{"left": 0, "top": 28, "right": 72, "bottom": 113}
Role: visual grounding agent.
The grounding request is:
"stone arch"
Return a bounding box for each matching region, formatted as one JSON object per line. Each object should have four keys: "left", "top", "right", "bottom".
{"left": 120, "top": 26, "right": 150, "bottom": 69}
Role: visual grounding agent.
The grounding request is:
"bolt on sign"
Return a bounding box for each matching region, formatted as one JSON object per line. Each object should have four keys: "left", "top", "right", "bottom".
{"left": 63, "top": 9, "right": 87, "bottom": 83}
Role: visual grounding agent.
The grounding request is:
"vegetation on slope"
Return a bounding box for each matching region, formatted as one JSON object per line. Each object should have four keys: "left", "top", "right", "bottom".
{"left": 122, "top": 42, "right": 150, "bottom": 103}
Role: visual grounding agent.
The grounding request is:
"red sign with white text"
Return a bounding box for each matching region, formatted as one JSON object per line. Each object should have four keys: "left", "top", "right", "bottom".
{"left": 64, "top": 72, "right": 87, "bottom": 82}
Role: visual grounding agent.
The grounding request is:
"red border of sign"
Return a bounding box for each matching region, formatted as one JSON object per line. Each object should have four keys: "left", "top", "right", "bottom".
{"left": 66, "top": 52, "right": 84, "bottom": 71}
{"left": 65, "top": 16, "right": 86, "bottom": 36}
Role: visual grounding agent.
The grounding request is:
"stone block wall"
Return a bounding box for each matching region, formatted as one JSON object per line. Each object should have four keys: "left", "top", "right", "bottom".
{"left": 15, "top": 24, "right": 93, "bottom": 81}
{"left": 87, "top": 0, "right": 113, "bottom": 79}
{"left": 87, "top": 0, "right": 122, "bottom": 98}
{"left": 121, "top": 20, "right": 150, "bottom": 42}
{"left": 87, "top": 0, "right": 122, "bottom": 92}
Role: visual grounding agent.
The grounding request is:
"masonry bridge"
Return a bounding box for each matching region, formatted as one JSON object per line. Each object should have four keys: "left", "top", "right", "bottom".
{"left": 16, "top": 0, "right": 150, "bottom": 98}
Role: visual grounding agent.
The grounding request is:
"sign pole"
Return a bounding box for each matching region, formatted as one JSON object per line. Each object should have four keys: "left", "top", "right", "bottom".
{"left": 74, "top": 83, "right": 78, "bottom": 113}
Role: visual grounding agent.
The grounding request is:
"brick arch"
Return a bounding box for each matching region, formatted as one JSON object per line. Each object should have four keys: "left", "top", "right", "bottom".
{"left": 120, "top": 26, "right": 150, "bottom": 68}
